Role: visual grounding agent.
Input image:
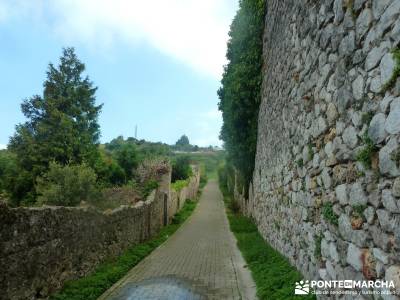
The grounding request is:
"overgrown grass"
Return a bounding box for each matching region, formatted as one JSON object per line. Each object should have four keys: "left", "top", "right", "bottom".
{"left": 50, "top": 199, "right": 197, "bottom": 300}
{"left": 219, "top": 184, "right": 316, "bottom": 300}
{"left": 322, "top": 202, "right": 339, "bottom": 226}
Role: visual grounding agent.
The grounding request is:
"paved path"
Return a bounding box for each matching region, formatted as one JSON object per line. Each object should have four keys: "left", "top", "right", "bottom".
{"left": 98, "top": 180, "right": 256, "bottom": 300}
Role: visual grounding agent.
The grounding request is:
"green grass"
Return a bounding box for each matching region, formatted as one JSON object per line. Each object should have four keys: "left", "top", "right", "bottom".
{"left": 356, "top": 133, "right": 378, "bottom": 169}
{"left": 219, "top": 184, "right": 316, "bottom": 300}
{"left": 50, "top": 199, "right": 197, "bottom": 300}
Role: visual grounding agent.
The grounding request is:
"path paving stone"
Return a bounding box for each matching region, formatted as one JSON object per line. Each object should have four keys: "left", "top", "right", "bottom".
{"left": 99, "top": 180, "right": 256, "bottom": 300}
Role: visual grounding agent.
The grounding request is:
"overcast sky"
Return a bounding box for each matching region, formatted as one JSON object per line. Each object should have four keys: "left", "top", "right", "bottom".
{"left": 0, "top": 0, "right": 238, "bottom": 149}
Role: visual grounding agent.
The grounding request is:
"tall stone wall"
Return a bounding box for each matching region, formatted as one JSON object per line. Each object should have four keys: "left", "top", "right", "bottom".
{"left": 0, "top": 167, "right": 200, "bottom": 300}
{"left": 244, "top": 0, "right": 400, "bottom": 295}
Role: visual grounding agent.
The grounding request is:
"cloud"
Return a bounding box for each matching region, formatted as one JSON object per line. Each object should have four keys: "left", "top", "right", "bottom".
{"left": 0, "top": 0, "right": 237, "bottom": 78}
{"left": 0, "top": 144, "right": 6, "bottom": 150}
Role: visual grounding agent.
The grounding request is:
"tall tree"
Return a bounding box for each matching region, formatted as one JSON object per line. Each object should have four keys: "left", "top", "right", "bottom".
{"left": 218, "top": 0, "right": 265, "bottom": 188}
{"left": 8, "top": 48, "right": 103, "bottom": 204}
{"left": 175, "top": 135, "right": 190, "bottom": 147}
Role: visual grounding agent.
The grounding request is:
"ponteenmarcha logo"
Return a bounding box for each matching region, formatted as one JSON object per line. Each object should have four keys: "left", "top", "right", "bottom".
{"left": 295, "top": 280, "right": 310, "bottom": 295}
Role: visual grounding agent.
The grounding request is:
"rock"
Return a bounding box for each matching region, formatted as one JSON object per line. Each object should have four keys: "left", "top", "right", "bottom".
{"left": 385, "top": 99, "right": 400, "bottom": 134}
{"left": 393, "top": 178, "right": 400, "bottom": 198}
{"left": 343, "top": 126, "right": 359, "bottom": 149}
{"left": 352, "top": 75, "right": 365, "bottom": 100}
{"left": 312, "top": 116, "right": 328, "bottom": 138}
{"left": 370, "top": 74, "right": 383, "bottom": 93}
{"left": 321, "top": 168, "right": 332, "bottom": 189}
{"left": 369, "top": 225, "right": 392, "bottom": 251}
{"left": 339, "top": 31, "right": 355, "bottom": 57}
{"left": 326, "top": 260, "right": 336, "bottom": 279}
{"left": 321, "top": 238, "right": 330, "bottom": 258}
{"left": 385, "top": 266, "right": 400, "bottom": 295}
{"left": 336, "top": 184, "right": 348, "bottom": 205}
{"left": 376, "top": 1, "right": 400, "bottom": 38}
{"left": 376, "top": 209, "right": 392, "bottom": 232}
{"left": 368, "top": 113, "right": 387, "bottom": 144}
{"left": 339, "top": 214, "right": 353, "bottom": 240}
{"left": 373, "top": 248, "right": 389, "bottom": 264}
{"left": 326, "top": 103, "right": 338, "bottom": 124}
{"left": 333, "top": 0, "right": 344, "bottom": 24}
{"left": 350, "top": 182, "right": 368, "bottom": 205}
{"left": 356, "top": 9, "right": 372, "bottom": 41}
{"left": 379, "top": 137, "right": 400, "bottom": 177}
{"left": 365, "top": 42, "right": 390, "bottom": 71}
{"left": 364, "top": 207, "right": 375, "bottom": 225}
{"left": 346, "top": 243, "right": 364, "bottom": 271}
{"left": 382, "top": 189, "right": 399, "bottom": 213}
{"left": 337, "top": 87, "right": 353, "bottom": 113}
{"left": 380, "top": 53, "right": 396, "bottom": 85}
{"left": 372, "top": 0, "right": 391, "bottom": 20}
{"left": 380, "top": 94, "right": 394, "bottom": 113}
{"left": 354, "top": 0, "right": 367, "bottom": 11}
{"left": 330, "top": 242, "right": 340, "bottom": 263}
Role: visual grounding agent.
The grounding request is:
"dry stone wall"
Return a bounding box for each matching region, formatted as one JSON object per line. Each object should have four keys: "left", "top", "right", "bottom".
{"left": 0, "top": 167, "right": 200, "bottom": 300}
{"left": 242, "top": 0, "right": 400, "bottom": 296}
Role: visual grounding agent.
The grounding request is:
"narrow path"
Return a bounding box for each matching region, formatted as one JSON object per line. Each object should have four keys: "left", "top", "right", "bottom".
{"left": 98, "top": 180, "right": 256, "bottom": 300}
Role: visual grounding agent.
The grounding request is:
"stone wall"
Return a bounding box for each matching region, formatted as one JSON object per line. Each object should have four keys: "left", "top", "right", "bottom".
{"left": 241, "top": 0, "right": 400, "bottom": 296}
{"left": 0, "top": 167, "right": 200, "bottom": 300}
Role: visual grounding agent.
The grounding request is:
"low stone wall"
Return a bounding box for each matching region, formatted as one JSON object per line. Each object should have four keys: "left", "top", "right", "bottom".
{"left": 169, "top": 166, "right": 200, "bottom": 221}
{"left": 0, "top": 167, "right": 200, "bottom": 300}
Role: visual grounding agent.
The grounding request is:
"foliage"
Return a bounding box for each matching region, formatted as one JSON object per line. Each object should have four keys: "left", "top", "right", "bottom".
{"left": 36, "top": 162, "right": 99, "bottom": 206}
{"left": 356, "top": 133, "right": 378, "bottom": 169}
{"left": 218, "top": 0, "right": 266, "bottom": 187}
{"left": 314, "top": 234, "right": 323, "bottom": 260}
{"left": 0, "top": 150, "right": 18, "bottom": 201}
{"left": 171, "top": 156, "right": 192, "bottom": 182}
{"left": 113, "top": 143, "right": 139, "bottom": 180}
{"left": 50, "top": 199, "right": 197, "bottom": 300}
{"left": 142, "top": 180, "right": 159, "bottom": 198}
{"left": 361, "top": 112, "right": 374, "bottom": 125}
{"left": 322, "top": 202, "right": 339, "bottom": 226}
{"left": 8, "top": 48, "right": 102, "bottom": 204}
{"left": 219, "top": 183, "right": 315, "bottom": 300}
{"left": 381, "top": 48, "right": 400, "bottom": 93}
{"left": 352, "top": 204, "right": 367, "bottom": 218}
{"left": 171, "top": 179, "right": 189, "bottom": 192}
{"left": 175, "top": 135, "right": 190, "bottom": 147}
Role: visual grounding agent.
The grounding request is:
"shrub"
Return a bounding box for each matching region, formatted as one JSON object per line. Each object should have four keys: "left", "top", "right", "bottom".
{"left": 37, "top": 163, "right": 100, "bottom": 206}
{"left": 171, "top": 156, "right": 192, "bottom": 182}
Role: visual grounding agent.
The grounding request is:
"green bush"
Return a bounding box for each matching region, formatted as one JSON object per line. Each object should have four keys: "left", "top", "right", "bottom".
{"left": 36, "top": 163, "right": 100, "bottom": 206}
{"left": 322, "top": 202, "right": 338, "bottom": 226}
{"left": 171, "top": 156, "right": 192, "bottom": 182}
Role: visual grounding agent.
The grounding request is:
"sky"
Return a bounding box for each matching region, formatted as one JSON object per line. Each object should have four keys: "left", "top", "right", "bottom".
{"left": 0, "top": 0, "right": 238, "bottom": 150}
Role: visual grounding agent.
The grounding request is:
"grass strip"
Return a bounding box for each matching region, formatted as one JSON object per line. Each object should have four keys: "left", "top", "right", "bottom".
{"left": 50, "top": 199, "right": 197, "bottom": 300}
{"left": 220, "top": 184, "right": 316, "bottom": 300}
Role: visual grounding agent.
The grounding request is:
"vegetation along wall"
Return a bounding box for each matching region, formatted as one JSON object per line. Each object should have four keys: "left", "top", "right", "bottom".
{"left": 241, "top": 0, "right": 400, "bottom": 294}
{"left": 0, "top": 167, "right": 200, "bottom": 300}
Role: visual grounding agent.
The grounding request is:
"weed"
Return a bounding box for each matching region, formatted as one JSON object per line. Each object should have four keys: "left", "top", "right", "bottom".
{"left": 352, "top": 204, "right": 367, "bottom": 218}
{"left": 381, "top": 48, "right": 400, "bottom": 93}
{"left": 361, "top": 112, "right": 374, "bottom": 125}
{"left": 322, "top": 202, "right": 338, "bottom": 226}
{"left": 356, "top": 133, "right": 378, "bottom": 169}
{"left": 314, "top": 234, "right": 323, "bottom": 260}
{"left": 297, "top": 158, "right": 304, "bottom": 168}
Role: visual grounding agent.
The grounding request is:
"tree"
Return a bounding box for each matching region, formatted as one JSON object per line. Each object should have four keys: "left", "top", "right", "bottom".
{"left": 114, "top": 143, "right": 139, "bottom": 180}
{"left": 171, "top": 156, "right": 192, "bottom": 182}
{"left": 218, "top": 0, "right": 265, "bottom": 188}
{"left": 175, "top": 135, "right": 190, "bottom": 147}
{"left": 8, "top": 48, "right": 103, "bottom": 204}
{"left": 36, "top": 162, "right": 99, "bottom": 206}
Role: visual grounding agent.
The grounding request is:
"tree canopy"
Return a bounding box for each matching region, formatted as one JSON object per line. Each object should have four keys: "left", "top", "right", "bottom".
{"left": 8, "top": 48, "right": 102, "bottom": 204}
{"left": 218, "top": 0, "right": 265, "bottom": 187}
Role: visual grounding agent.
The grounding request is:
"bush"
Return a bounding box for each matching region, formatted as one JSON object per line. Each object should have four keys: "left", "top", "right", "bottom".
{"left": 171, "top": 156, "right": 192, "bottom": 182}
{"left": 37, "top": 163, "right": 100, "bottom": 206}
